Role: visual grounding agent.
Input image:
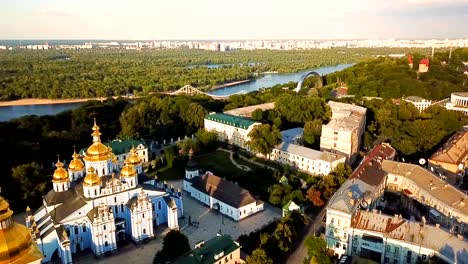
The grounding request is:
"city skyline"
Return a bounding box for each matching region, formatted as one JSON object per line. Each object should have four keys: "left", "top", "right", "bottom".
{"left": 1, "top": 0, "right": 467, "bottom": 40}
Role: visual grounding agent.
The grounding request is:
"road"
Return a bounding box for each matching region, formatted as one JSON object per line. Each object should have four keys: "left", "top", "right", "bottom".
{"left": 286, "top": 208, "right": 326, "bottom": 264}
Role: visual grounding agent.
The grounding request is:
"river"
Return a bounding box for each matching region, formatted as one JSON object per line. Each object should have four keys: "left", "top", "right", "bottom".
{"left": 0, "top": 63, "right": 353, "bottom": 122}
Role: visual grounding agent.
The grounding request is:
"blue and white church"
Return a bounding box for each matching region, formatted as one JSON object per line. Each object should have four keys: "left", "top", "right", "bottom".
{"left": 26, "top": 119, "right": 183, "bottom": 264}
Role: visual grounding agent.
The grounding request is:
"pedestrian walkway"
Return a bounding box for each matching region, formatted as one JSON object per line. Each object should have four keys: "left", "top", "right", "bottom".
{"left": 217, "top": 148, "right": 251, "bottom": 171}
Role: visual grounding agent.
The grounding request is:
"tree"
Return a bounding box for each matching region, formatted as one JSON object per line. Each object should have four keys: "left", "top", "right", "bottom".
{"left": 329, "top": 163, "right": 353, "bottom": 186}
{"left": 180, "top": 102, "right": 207, "bottom": 129}
{"left": 11, "top": 162, "right": 48, "bottom": 201}
{"left": 251, "top": 109, "right": 264, "bottom": 121}
{"left": 196, "top": 129, "right": 219, "bottom": 151}
{"left": 176, "top": 138, "right": 199, "bottom": 154}
{"left": 247, "top": 124, "right": 281, "bottom": 158}
{"left": 304, "top": 236, "right": 332, "bottom": 264}
{"left": 307, "top": 188, "right": 324, "bottom": 207}
{"left": 163, "top": 146, "right": 176, "bottom": 168}
{"left": 153, "top": 230, "right": 190, "bottom": 264}
{"left": 303, "top": 119, "right": 323, "bottom": 146}
{"left": 246, "top": 248, "right": 273, "bottom": 264}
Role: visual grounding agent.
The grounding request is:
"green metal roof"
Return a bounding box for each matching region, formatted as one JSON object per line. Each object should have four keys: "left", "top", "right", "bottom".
{"left": 80, "top": 139, "right": 145, "bottom": 156}
{"left": 205, "top": 113, "right": 257, "bottom": 130}
{"left": 174, "top": 235, "right": 240, "bottom": 264}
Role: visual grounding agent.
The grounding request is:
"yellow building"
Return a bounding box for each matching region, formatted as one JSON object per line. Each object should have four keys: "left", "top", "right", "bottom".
{"left": 428, "top": 131, "right": 468, "bottom": 184}
{"left": 0, "top": 196, "right": 42, "bottom": 264}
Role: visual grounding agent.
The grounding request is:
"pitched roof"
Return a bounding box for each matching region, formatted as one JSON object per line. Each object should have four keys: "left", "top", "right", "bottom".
{"left": 429, "top": 131, "right": 468, "bottom": 165}
{"left": 173, "top": 235, "right": 240, "bottom": 264}
{"left": 382, "top": 160, "right": 468, "bottom": 216}
{"left": 275, "top": 142, "right": 346, "bottom": 163}
{"left": 50, "top": 194, "right": 87, "bottom": 223}
{"left": 187, "top": 172, "right": 258, "bottom": 208}
{"left": 44, "top": 188, "right": 79, "bottom": 206}
{"left": 205, "top": 113, "right": 258, "bottom": 130}
{"left": 352, "top": 211, "right": 468, "bottom": 264}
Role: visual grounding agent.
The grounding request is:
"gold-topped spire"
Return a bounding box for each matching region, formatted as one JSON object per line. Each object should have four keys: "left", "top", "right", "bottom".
{"left": 120, "top": 160, "right": 137, "bottom": 178}
{"left": 127, "top": 145, "right": 142, "bottom": 166}
{"left": 52, "top": 158, "right": 69, "bottom": 183}
{"left": 189, "top": 147, "right": 194, "bottom": 159}
{"left": 0, "top": 194, "right": 43, "bottom": 263}
{"left": 84, "top": 118, "right": 112, "bottom": 162}
{"left": 83, "top": 166, "right": 101, "bottom": 186}
{"left": 69, "top": 148, "right": 85, "bottom": 172}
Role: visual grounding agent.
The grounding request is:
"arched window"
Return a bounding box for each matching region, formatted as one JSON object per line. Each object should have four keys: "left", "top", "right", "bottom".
{"left": 103, "top": 225, "right": 106, "bottom": 230}
{"left": 142, "top": 213, "right": 145, "bottom": 218}
{"left": 82, "top": 225, "right": 86, "bottom": 232}
{"left": 143, "top": 229, "right": 146, "bottom": 234}
{"left": 158, "top": 201, "right": 162, "bottom": 210}
{"left": 121, "top": 204, "right": 124, "bottom": 212}
{"left": 75, "top": 226, "right": 79, "bottom": 234}
{"left": 94, "top": 189, "right": 97, "bottom": 196}
{"left": 114, "top": 197, "right": 117, "bottom": 203}
{"left": 105, "top": 241, "right": 108, "bottom": 247}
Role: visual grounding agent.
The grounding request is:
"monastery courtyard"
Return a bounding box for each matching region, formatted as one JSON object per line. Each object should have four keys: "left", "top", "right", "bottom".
{"left": 70, "top": 180, "right": 281, "bottom": 264}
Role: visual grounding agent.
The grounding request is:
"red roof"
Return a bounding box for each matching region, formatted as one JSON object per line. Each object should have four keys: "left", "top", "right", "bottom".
{"left": 420, "top": 58, "right": 430, "bottom": 66}
{"left": 408, "top": 55, "right": 413, "bottom": 64}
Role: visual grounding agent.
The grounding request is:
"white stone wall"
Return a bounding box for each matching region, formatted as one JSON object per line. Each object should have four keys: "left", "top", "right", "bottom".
{"left": 85, "top": 160, "right": 113, "bottom": 177}
{"left": 325, "top": 208, "right": 353, "bottom": 257}
{"left": 270, "top": 148, "right": 345, "bottom": 175}
{"left": 184, "top": 180, "right": 263, "bottom": 221}
{"left": 204, "top": 118, "right": 259, "bottom": 149}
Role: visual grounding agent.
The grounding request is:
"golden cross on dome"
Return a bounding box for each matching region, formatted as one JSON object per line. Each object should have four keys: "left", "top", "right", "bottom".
{"left": 56, "top": 153, "right": 60, "bottom": 162}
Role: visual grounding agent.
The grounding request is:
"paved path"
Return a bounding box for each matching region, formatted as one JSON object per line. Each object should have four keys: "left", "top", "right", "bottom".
{"left": 286, "top": 208, "right": 326, "bottom": 264}
{"left": 217, "top": 148, "right": 251, "bottom": 171}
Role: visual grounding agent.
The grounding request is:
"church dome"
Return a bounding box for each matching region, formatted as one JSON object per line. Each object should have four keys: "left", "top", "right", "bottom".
{"left": 83, "top": 119, "right": 112, "bottom": 162}
{"left": 126, "top": 147, "right": 141, "bottom": 165}
{"left": 186, "top": 148, "right": 198, "bottom": 170}
{"left": 120, "top": 161, "right": 137, "bottom": 178}
{"left": 0, "top": 196, "right": 43, "bottom": 263}
{"left": 83, "top": 166, "right": 101, "bottom": 187}
{"left": 69, "top": 151, "right": 85, "bottom": 171}
{"left": 52, "top": 160, "right": 69, "bottom": 183}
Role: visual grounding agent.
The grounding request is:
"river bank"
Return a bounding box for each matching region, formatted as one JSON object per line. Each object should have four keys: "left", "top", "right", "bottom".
{"left": 210, "top": 79, "right": 252, "bottom": 90}
{"left": 0, "top": 96, "right": 140, "bottom": 107}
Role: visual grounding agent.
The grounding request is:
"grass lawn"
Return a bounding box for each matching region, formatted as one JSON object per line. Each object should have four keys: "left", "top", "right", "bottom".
{"left": 194, "top": 151, "right": 243, "bottom": 177}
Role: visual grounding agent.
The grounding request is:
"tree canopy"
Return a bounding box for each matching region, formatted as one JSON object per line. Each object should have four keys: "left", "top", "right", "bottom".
{"left": 153, "top": 230, "right": 190, "bottom": 264}
{"left": 247, "top": 124, "right": 282, "bottom": 157}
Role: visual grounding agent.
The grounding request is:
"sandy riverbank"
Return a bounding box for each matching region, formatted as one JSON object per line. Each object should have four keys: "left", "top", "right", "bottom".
{"left": 0, "top": 96, "right": 140, "bottom": 107}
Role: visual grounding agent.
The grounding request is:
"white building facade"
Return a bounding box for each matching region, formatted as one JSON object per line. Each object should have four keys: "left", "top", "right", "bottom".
{"left": 325, "top": 144, "right": 468, "bottom": 264}
{"left": 320, "top": 101, "right": 367, "bottom": 164}
{"left": 403, "top": 96, "right": 433, "bottom": 112}
{"left": 27, "top": 120, "right": 183, "bottom": 264}
{"left": 204, "top": 113, "right": 260, "bottom": 149}
{"left": 183, "top": 156, "right": 264, "bottom": 221}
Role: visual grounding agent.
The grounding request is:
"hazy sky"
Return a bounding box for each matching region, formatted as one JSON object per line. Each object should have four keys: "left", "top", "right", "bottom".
{"left": 0, "top": 0, "right": 467, "bottom": 39}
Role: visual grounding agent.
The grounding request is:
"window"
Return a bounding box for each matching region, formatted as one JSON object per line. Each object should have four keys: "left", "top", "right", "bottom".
{"left": 333, "top": 143, "right": 337, "bottom": 147}
{"left": 75, "top": 226, "right": 79, "bottom": 234}
{"left": 334, "top": 131, "right": 338, "bottom": 135}
{"left": 105, "top": 241, "right": 109, "bottom": 247}
{"left": 386, "top": 245, "right": 391, "bottom": 252}
{"left": 143, "top": 229, "right": 146, "bottom": 234}
{"left": 121, "top": 204, "right": 124, "bottom": 212}
{"left": 142, "top": 213, "right": 145, "bottom": 218}
{"left": 158, "top": 201, "right": 162, "bottom": 210}
{"left": 395, "top": 247, "right": 399, "bottom": 254}
{"left": 94, "top": 189, "right": 97, "bottom": 196}
{"left": 406, "top": 251, "right": 412, "bottom": 263}
{"left": 82, "top": 225, "right": 86, "bottom": 232}
{"left": 103, "top": 225, "right": 106, "bottom": 230}
{"left": 114, "top": 197, "right": 117, "bottom": 203}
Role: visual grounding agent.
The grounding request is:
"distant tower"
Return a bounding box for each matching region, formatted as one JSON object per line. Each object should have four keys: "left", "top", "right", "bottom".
{"left": 185, "top": 148, "right": 199, "bottom": 180}
{"left": 431, "top": 46, "right": 435, "bottom": 58}
{"left": 449, "top": 46, "right": 453, "bottom": 64}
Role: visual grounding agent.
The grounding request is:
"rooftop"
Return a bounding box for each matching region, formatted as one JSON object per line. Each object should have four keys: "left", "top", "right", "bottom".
{"left": 173, "top": 235, "right": 240, "bottom": 264}
{"left": 187, "top": 172, "right": 259, "bottom": 208}
{"left": 275, "top": 142, "right": 345, "bottom": 163}
{"left": 205, "top": 113, "right": 258, "bottom": 130}
{"left": 403, "top": 96, "right": 431, "bottom": 102}
{"left": 223, "top": 102, "right": 275, "bottom": 117}
{"left": 382, "top": 160, "right": 468, "bottom": 216}
{"left": 280, "top": 127, "right": 304, "bottom": 144}
{"left": 429, "top": 131, "right": 468, "bottom": 166}
{"left": 352, "top": 210, "right": 468, "bottom": 263}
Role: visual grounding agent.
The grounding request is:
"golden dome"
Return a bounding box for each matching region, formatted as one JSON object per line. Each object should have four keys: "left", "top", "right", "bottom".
{"left": 69, "top": 151, "right": 85, "bottom": 171}
{"left": 52, "top": 160, "right": 69, "bottom": 183}
{"left": 83, "top": 166, "right": 101, "bottom": 187}
{"left": 83, "top": 119, "right": 112, "bottom": 162}
{"left": 127, "top": 147, "right": 142, "bottom": 165}
{"left": 0, "top": 196, "right": 43, "bottom": 263}
{"left": 120, "top": 161, "right": 137, "bottom": 178}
